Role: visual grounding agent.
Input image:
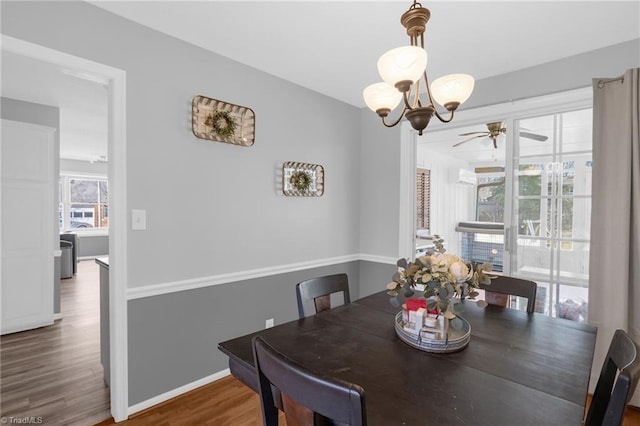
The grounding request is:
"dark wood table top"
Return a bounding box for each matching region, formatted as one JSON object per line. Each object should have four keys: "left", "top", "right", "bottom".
{"left": 218, "top": 291, "right": 597, "bottom": 425}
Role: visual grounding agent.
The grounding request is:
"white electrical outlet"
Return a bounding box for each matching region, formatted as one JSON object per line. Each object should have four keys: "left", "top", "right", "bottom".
{"left": 265, "top": 318, "right": 274, "bottom": 329}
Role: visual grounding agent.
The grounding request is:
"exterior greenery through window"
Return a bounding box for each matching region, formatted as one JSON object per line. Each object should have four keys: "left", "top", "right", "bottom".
{"left": 59, "top": 175, "right": 108, "bottom": 231}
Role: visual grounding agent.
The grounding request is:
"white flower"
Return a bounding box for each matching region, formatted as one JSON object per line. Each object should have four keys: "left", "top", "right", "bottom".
{"left": 450, "top": 261, "right": 470, "bottom": 283}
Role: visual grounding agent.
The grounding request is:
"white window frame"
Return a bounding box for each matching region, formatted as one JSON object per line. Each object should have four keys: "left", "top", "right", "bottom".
{"left": 60, "top": 173, "right": 109, "bottom": 235}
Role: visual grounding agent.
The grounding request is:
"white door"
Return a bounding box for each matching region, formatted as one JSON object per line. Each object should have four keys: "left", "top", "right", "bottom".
{"left": 1, "top": 119, "right": 56, "bottom": 334}
{"left": 505, "top": 109, "right": 593, "bottom": 318}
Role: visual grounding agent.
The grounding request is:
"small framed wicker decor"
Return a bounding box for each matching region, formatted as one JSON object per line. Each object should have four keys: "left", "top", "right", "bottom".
{"left": 192, "top": 95, "right": 255, "bottom": 147}
{"left": 282, "top": 162, "right": 324, "bottom": 197}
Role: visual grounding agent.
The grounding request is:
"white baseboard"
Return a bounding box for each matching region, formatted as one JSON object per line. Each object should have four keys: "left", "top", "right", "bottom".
{"left": 128, "top": 368, "right": 230, "bottom": 416}
{"left": 53, "top": 313, "right": 63, "bottom": 321}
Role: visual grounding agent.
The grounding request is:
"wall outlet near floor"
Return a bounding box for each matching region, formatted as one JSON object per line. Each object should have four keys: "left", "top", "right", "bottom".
{"left": 265, "top": 318, "right": 274, "bottom": 329}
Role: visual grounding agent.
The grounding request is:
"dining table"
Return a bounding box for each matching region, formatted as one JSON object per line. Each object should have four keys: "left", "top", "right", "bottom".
{"left": 218, "top": 290, "right": 597, "bottom": 425}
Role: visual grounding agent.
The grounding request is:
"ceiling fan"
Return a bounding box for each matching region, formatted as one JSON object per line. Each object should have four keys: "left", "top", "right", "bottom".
{"left": 453, "top": 121, "right": 548, "bottom": 148}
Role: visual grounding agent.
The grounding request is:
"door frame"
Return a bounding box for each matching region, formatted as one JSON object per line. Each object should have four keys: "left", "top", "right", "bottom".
{"left": 1, "top": 35, "right": 129, "bottom": 421}
{"left": 398, "top": 87, "right": 593, "bottom": 263}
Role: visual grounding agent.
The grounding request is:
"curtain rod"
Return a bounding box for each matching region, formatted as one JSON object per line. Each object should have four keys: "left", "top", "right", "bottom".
{"left": 597, "top": 76, "right": 624, "bottom": 88}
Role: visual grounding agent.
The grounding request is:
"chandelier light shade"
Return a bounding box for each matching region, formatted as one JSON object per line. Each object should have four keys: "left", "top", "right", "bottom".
{"left": 363, "top": 82, "right": 403, "bottom": 113}
{"left": 363, "top": 0, "right": 475, "bottom": 135}
{"left": 430, "top": 74, "right": 475, "bottom": 108}
{"left": 377, "top": 46, "right": 427, "bottom": 88}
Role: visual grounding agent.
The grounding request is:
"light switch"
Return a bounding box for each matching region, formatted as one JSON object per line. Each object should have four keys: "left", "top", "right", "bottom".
{"left": 131, "top": 209, "right": 146, "bottom": 230}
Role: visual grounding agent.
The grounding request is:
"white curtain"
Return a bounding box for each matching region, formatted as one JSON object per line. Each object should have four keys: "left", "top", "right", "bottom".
{"left": 588, "top": 68, "right": 640, "bottom": 403}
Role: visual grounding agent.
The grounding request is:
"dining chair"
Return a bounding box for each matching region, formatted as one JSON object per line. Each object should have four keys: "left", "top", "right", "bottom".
{"left": 296, "top": 273, "right": 350, "bottom": 319}
{"left": 479, "top": 275, "right": 537, "bottom": 313}
{"left": 585, "top": 329, "right": 640, "bottom": 426}
{"left": 252, "top": 335, "right": 367, "bottom": 426}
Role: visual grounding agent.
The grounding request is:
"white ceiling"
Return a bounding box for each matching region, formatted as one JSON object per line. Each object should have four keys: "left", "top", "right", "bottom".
{"left": 91, "top": 0, "right": 640, "bottom": 107}
{"left": 1, "top": 51, "right": 108, "bottom": 162}
{"left": 2, "top": 1, "right": 638, "bottom": 162}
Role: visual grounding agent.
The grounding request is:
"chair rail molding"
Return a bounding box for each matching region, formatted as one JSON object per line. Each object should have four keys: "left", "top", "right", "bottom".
{"left": 127, "top": 254, "right": 397, "bottom": 300}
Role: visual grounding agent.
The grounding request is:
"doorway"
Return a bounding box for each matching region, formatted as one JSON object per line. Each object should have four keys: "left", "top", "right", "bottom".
{"left": 1, "top": 35, "right": 129, "bottom": 421}
{"left": 400, "top": 87, "right": 593, "bottom": 320}
{"left": 506, "top": 109, "right": 593, "bottom": 319}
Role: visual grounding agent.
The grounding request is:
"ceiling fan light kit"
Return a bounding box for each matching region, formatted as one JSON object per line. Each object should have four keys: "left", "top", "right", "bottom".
{"left": 363, "top": 0, "right": 474, "bottom": 135}
{"left": 453, "top": 121, "right": 549, "bottom": 148}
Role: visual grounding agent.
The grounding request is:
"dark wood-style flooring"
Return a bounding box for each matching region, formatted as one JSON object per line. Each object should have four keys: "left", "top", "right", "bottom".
{"left": 1, "top": 260, "right": 111, "bottom": 425}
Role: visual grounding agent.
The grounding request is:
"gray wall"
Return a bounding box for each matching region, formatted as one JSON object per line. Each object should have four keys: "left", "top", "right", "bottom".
{"left": 128, "top": 261, "right": 360, "bottom": 404}
{"left": 358, "top": 261, "right": 398, "bottom": 298}
{"left": 358, "top": 109, "right": 402, "bottom": 257}
{"left": 1, "top": 97, "right": 61, "bottom": 314}
{"left": 464, "top": 39, "right": 640, "bottom": 110}
{"left": 1, "top": 1, "right": 361, "bottom": 288}
{"left": 78, "top": 235, "right": 109, "bottom": 258}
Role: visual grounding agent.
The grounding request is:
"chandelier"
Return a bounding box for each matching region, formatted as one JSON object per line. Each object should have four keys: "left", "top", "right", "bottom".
{"left": 363, "top": 0, "right": 474, "bottom": 135}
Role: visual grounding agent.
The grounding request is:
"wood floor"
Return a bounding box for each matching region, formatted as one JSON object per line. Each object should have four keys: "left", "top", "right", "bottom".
{"left": 0, "top": 260, "right": 111, "bottom": 425}
{"left": 95, "top": 375, "right": 278, "bottom": 426}
{"left": 96, "top": 374, "right": 640, "bottom": 426}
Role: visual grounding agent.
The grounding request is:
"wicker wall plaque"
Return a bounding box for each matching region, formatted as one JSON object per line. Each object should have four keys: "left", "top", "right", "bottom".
{"left": 192, "top": 95, "right": 255, "bottom": 146}
{"left": 283, "top": 161, "right": 324, "bottom": 197}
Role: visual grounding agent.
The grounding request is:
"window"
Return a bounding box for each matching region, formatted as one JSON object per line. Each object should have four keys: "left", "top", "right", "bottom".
{"left": 476, "top": 174, "right": 505, "bottom": 223}
{"left": 416, "top": 168, "right": 430, "bottom": 231}
{"left": 59, "top": 175, "right": 108, "bottom": 231}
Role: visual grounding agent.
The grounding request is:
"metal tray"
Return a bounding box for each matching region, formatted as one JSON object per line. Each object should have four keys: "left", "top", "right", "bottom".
{"left": 395, "top": 311, "right": 470, "bottom": 353}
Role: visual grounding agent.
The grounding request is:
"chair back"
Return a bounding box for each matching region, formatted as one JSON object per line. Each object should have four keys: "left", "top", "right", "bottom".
{"left": 252, "top": 336, "right": 367, "bottom": 426}
{"left": 296, "top": 273, "right": 350, "bottom": 319}
{"left": 585, "top": 329, "right": 640, "bottom": 426}
{"left": 479, "top": 275, "right": 537, "bottom": 313}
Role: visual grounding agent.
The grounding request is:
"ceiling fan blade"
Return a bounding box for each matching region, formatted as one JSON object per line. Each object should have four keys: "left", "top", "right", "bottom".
{"left": 453, "top": 134, "right": 487, "bottom": 147}
{"left": 520, "top": 131, "right": 548, "bottom": 141}
{"left": 458, "top": 131, "right": 489, "bottom": 136}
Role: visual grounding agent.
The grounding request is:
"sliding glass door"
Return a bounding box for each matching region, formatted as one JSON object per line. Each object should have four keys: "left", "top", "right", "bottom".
{"left": 506, "top": 109, "right": 592, "bottom": 320}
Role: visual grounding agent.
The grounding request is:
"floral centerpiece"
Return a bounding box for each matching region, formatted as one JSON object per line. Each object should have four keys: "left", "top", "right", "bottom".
{"left": 387, "top": 236, "right": 494, "bottom": 330}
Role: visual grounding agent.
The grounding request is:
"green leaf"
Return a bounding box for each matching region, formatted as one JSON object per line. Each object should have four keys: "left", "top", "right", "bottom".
{"left": 445, "top": 283, "right": 454, "bottom": 295}
{"left": 468, "top": 291, "right": 479, "bottom": 299}
{"left": 387, "top": 290, "right": 398, "bottom": 297}
{"left": 392, "top": 272, "right": 402, "bottom": 282}
{"left": 397, "top": 258, "right": 408, "bottom": 268}
{"left": 438, "top": 287, "right": 449, "bottom": 299}
{"left": 427, "top": 300, "right": 438, "bottom": 311}
{"left": 404, "top": 289, "right": 414, "bottom": 298}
